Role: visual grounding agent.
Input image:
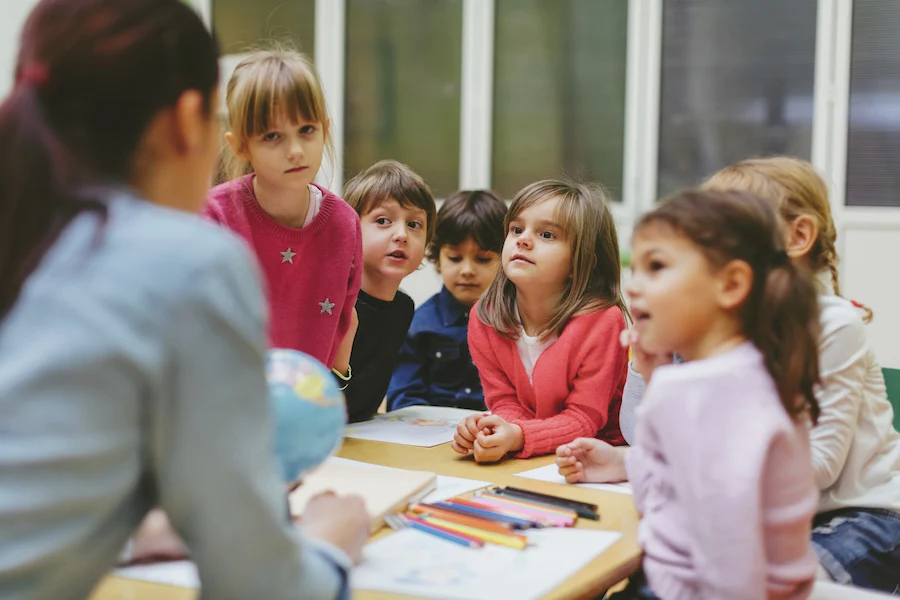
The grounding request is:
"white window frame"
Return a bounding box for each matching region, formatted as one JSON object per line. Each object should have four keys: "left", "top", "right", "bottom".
{"left": 191, "top": 0, "right": 211, "bottom": 28}
{"left": 621, "top": 0, "right": 663, "bottom": 239}
{"left": 458, "top": 0, "right": 494, "bottom": 191}
{"left": 469, "top": 0, "right": 650, "bottom": 233}
{"left": 314, "top": 0, "right": 346, "bottom": 194}
{"left": 812, "top": 0, "right": 900, "bottom": 274}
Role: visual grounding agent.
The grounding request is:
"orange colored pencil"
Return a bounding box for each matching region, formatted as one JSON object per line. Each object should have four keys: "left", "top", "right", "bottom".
{"left": 410, "top": 504, "right": 527, "bottom": 539}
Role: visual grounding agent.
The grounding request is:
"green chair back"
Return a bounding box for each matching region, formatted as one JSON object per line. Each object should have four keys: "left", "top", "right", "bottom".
{"left": 882, "top": 368, "right": 900, "bottom": 432}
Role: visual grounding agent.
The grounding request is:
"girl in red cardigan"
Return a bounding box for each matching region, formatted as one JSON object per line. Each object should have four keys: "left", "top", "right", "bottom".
{"left": 452, "top": 178, "right": 630, "bottom": 463}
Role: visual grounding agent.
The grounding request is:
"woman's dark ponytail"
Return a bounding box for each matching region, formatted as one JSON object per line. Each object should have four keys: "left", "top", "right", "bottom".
{"left": 0, "top": 0, "right": 218, "bottom": 319}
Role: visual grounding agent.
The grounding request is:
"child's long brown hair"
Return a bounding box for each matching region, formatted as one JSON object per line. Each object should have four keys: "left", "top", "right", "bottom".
{"left": 477, "top": 178, "right": 630, "bottom": 342}
{"left": 637, "top": 189, "right": 821, "bottom": 423}
{"left": 702, "top": 156, "right": 873, "bottom": 322}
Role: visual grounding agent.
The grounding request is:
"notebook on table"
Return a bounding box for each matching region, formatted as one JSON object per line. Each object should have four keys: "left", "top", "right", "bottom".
{"left": 289, "top": 457, "right": 437, "bottom": 529}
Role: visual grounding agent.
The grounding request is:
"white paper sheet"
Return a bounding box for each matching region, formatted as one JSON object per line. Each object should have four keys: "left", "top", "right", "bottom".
{"left": 514, "top": 463, "right": 633, "bottom": 495}
{"left": 116, "top": 529, "right": 621, "bottom": 599}
{"left": 115, "top": 560, "right": 199, "bottom": 589}
{"left": 344, "top": 406, "right": 483, "bottom": 447}
{"left": 353, "top": 527, "right": 622, "bottom": 600}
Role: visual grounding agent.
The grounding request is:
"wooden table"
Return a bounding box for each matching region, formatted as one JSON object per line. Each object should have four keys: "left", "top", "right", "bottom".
{"left": 90, "top": 438, "right": 641, "bottom": 600}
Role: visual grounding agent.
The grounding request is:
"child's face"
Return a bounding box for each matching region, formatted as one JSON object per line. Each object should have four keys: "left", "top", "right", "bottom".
{"left": 438, "top": 238, "right": 499, "bottom": 307}
{"left": 501, "top": 198, "right": 572, "bottom": 295}
{"left": 626, "top": 224, "right": 728, "bottom": 360}
{"left": 235, "top": 112, "right": 325, "bottom": 192}
{"left": 360, "top": 198, "right": 428, "bottom": 288}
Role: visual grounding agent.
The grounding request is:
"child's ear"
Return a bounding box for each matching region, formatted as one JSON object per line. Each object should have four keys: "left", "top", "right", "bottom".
{"left": 224, "top": 131, "right": 249, "bottom": 161}
{"left": 786, "top": 215, "right": 818, "bottom": 261}
{"left": 716, "top": 259, "right": 753, "bottom": 311}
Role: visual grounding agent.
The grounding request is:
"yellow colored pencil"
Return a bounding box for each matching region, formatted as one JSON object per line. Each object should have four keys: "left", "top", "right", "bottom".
{"left": 421, "top": 516, "right": 529, "bottom": 550}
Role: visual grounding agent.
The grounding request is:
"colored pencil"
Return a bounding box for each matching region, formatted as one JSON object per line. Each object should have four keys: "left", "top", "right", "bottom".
{"left": 466, "top": 496, "right": 574, "bottom": 527}
{"left": 481, "top": 491, "right": 579, "bottom": 519}
{"left": 444, "top": 497, "right": 552, "bottom": 527}
{"left": 402, "top": 514, "right": 485, "bottom": 548}
{"left": 496, "top": 486, "right": 600, "bottom": 520}
{"left": 421, "top": 516, "right": 528, "bottom": 550}
{"left": 430, "top": 500, "right": 540, "bottom": 529}
{"left": 410, "top": 504, "right": 518, "bottom": 534}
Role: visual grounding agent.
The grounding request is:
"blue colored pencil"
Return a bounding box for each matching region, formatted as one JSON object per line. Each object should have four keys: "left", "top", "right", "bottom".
{"left": 404, "top": 516, "right": 483, "bottom": 548}
{"left": 428, "top": 501, "right": 540, "bottom": 529}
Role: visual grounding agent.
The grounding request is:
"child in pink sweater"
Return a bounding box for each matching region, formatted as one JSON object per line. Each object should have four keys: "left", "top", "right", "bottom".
{"left": 452, "top": 178, "right": 629, "bottom": 462}
{"left": 205, "top": 50, "right": 361, "bottom": 377}
{"left": 560, "top": 189, "right": 821, "bottom": 599}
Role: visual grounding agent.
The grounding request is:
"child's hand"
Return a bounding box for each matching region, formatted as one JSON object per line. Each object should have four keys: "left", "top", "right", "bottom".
{"left": 556, "top": 438, "right": 628, "bottom": 484}
{"left": 473, "top": 415, "right": 523, "bottom": 463}
{"left": 128, "top": 508, "right": 188, "bottom": 564}
{"left": 299, "top": 491, "right": 370, "bottom": 565}
{"left": 620, "top": 329, "right": 673, "bottom": 383}
{"left": 452, "top": 413, "right": 486, "bottom": 455}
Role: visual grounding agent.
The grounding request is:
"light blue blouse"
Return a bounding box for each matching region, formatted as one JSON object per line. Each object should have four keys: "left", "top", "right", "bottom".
{"left": 0, "top": 189, "right": 349, "bottom": 600}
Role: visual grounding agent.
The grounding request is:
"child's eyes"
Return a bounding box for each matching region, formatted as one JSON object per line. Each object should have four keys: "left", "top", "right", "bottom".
{"left": 375, "top": 217, "right": 392, "bottom": 226}
{"left": 408, "top": 221, "right": 423, "bottom": 230}
{"left": 447, "top": 256, "right": 463, "bottom": 263}
{"left": 476, "top": 257, "right": 494, "bottom": 264}
{"left": 299, "top": 125, "right": 316, "bottom": 135}
{"left": 510, "top": 226, "right": 523, "bottom": 235}
{"left": 648, "top": 260, "right": 665, "bottom": 272}
{"left": 539, "top": 231, "right": 556, "bottom": 240}
{"left": 262, "top": 132, "right": 281, "bottom": 142}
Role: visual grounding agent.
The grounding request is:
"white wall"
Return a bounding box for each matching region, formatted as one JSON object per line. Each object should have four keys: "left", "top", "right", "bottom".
{"left": 0, "top": 0, "right": 39, "bottom": 98}
{"left": 843, "top": 228, "right": 900, "bottom": 368}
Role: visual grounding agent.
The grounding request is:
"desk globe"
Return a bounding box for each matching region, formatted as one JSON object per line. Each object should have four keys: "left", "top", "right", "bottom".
{"left": 266, "top": 348, "right": 346, "bottom": 482}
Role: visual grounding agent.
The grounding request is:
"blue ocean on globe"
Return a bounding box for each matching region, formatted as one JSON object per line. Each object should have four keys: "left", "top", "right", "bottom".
{"left": 265, "top": 348, "right": 347, "bottom": 483}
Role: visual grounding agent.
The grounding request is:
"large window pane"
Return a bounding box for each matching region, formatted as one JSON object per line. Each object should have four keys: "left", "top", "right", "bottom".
{"left": 846, "top": 1, "right": 900, "bottom": 207}
{"left": 657, "top": 0, "right": 816, "bottom": 196}
{"left": 213, "top": 0, "right": 315, "bottom": 56}
{"left": 345, "top": 0, "right": 462, "bottom": 198}
{"left": 492, "top": 0, "right": 627, "bottom": 200}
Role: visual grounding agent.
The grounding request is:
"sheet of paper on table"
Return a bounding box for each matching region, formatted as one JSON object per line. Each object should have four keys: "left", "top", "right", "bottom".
{"left": 353, "top": 527, "right": 623, "bottom": 600}
{"left": 113, "top": 459, "right": 491, "bottom": 590}
{"left": 115, "top": 528, "right": 622, "bottom": 600}
{"left": 514, "top": 463, "right": 633, "bottom": 495}
{"left": 344, "top": 406, "right": 483, "bottom": 447}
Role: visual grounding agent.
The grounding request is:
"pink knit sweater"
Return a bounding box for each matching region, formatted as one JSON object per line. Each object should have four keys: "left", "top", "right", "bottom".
{"left": 468, "top": 305, "right": 627, "bottom": 458}
{"left": 627, "top": 342, "right": 818, "bottom": 600}
{"left": 204, "top": 176, "right": 362, "bottom": 367}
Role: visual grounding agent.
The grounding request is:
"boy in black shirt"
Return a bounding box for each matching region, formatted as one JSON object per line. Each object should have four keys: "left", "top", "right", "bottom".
{"left": 340, "top": 160, "right": 437, "bottom": 422}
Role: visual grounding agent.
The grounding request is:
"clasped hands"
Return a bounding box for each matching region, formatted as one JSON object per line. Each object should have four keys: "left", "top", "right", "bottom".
{"left": 451, "top": 413, "right": 523, "bottom": 463}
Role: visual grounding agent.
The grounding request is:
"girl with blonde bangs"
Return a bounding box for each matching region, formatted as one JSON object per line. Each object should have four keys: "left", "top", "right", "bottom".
{"left": 205, "top": 48, "right": 362, "bottom": 382}
{"left": 221, "top": 49, "right": 336, "bottom": 182}
{"left": 452, "top": 178, "right": 630, "bottom": 463}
